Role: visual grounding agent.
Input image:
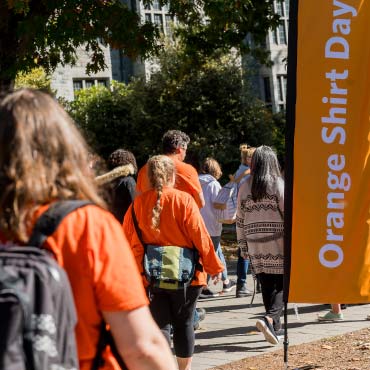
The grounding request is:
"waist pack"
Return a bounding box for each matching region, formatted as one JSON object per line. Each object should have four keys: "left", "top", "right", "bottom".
{"left": 213, "top": 181, "right": 238, "bottom": 224}
{"left": 131, "top": 204, "right": 200, "bottom": 290}
{"left": 144, "top": 245, "right": 198, "bottom": 290}
{"left": 0, "top": 200, "right": 91, "bottom": 370}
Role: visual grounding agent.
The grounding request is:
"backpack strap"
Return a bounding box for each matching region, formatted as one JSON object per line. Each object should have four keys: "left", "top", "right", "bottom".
{"left": 131, "top": 201, "right": 146, "bottom": 248}
{"left": 28, "top": 200, "right": 92, "bottom": 247}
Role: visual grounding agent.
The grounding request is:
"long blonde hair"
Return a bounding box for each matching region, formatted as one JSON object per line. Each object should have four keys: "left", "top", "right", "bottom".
{"left": 0, "top": 88, "right": 106, "bottom": 242}
{"left": 147, "top": 155, "right": 175, "bottom": 229}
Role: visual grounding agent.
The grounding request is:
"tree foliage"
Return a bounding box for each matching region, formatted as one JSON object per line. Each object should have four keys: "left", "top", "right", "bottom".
{"left": 14, "top": 67, "right": 52, "bottom": 92}
{"left": 69, "top": 46, "right": 285, "bottom": 178}
{"left": 0, "top": 0, "right": 280, "bottom": 90}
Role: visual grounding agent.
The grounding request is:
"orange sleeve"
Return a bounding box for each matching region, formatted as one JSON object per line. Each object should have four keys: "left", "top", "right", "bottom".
{"left": 182, "top": 198, "right": 224, "bottom": 278}
{"left": 135, "top": 163, "right": 151, "bottom": 194}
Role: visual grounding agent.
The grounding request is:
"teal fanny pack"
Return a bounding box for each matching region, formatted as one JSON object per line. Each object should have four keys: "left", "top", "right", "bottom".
{"left": 144, "top": 245, "right": 198, "bottom": 290}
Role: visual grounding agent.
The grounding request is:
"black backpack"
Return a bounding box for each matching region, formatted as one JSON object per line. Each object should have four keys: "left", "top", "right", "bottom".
{"left": 0, "top": 200, "right": 90, "bottom": 370}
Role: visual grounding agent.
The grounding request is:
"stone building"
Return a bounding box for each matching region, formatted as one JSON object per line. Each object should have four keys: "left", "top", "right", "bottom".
{"left": 51, "top": 0, "right": 288, "bottom": 113}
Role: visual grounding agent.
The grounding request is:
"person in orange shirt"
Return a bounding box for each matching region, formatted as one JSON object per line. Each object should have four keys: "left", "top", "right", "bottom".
{"left": 123, "top": 155, "right": 224, "bottom": 370}
{"left": 0, "top": 89, "right": 176, "bottom": 370}
{"left": 136, "top": 130, "right": 205, "bottom": 208}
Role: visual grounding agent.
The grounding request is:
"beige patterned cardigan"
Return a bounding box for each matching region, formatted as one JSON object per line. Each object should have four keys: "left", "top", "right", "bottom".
{"left": 236, "top": 176, "right": 284, "bottom": 275}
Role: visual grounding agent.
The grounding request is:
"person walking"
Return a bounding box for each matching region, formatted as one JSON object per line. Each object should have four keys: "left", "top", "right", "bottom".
{"left": 236, "top": 145, "right": 284, "bottom": 345}
{"left": 198, "top": 157, "right": 236, "bottom": 298}
{"left": 123, "top": 155, "right": 224, "bottom": 370}
{"left": 96, "top": 148, "right": 138, "bottom": 223}
{"left": 0, "top": 89, "right": 176, "bottom": 370}
{"left": 233, "top": 145, "right": 256, "bottom": 297}
{"left": 318, "top": 303, "right": 344, "bottom": 321}
{"left": 136, "top": 130, "right": 205, "bottom": 208}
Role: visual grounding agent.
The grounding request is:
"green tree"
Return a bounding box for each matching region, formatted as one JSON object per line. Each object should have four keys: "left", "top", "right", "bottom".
{"left": 69, "top": 45, "right": 285, "bottom": 176}
{"left": 0, "top": 0, "right": 280, "bottom": 91}
{"left": 14, "top": 67, "right": 52, "bottom": 92}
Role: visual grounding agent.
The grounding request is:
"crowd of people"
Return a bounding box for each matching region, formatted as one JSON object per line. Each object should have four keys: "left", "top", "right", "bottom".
{"left": 0, "top": 88, "right": 351, "bottom": 369}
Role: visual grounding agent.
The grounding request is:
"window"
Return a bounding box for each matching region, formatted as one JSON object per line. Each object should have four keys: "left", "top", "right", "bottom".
{"left": 271, "top": 0, "right": 289, "bottom": 45}
{"left": 73, "top": 80, "right": 83, "bottom": 91}
{"left": 73, "top": 79, "right": 109, "bottom": 95}
{"left": 278, "top": 23, "right": 287, "bottom": 45}
{"left": 152, "top": 0, "right": 161, "bottom": 11}
{"left": 263, "top": 77, "right": 272, "bottom": 103}
{"left": 277, "top": 74, "right": 287, "bottom": 109}
{"left": 97, "top": 80, "right": 107, "bottom": 87}
{"left": 85, "top": 80, "right": 94, "bottom": 89}
{"left": 165, "top": 14, "right": 173, "bottom": 37}
{"left": 153, "top": 14, "right": 163, "bottom": 31}
{"left": 143, "top": 3, "right": 173, "bottom": 37}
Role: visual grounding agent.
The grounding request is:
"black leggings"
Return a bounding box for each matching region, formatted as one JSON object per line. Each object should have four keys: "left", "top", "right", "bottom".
{"left": 257, "top": 273, "right": 284, "bottom": 331}
{"left": 149, "top": 286, "right": 202, "bottom": 357}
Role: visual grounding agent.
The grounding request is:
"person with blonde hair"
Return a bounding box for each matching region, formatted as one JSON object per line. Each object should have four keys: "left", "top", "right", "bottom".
{"left": 233, "top": 144, "right": 257, "bottom": 298}
{"left": 123, "top": 155, "right": 224, "bottom": 370}
{"left": 198, "top": 157, "right": 236, "bottom": 297}
{"left": 0, "top": 89, "right": 176, "bottom": 370}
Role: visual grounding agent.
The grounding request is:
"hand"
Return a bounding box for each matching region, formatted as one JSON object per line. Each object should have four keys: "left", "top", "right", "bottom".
{"left": 211, "top": 273, "right": 222, "bottom": 285}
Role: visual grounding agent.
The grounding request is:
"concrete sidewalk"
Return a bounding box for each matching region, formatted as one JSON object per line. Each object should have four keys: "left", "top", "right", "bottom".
{"left": 192, "top": 260, "right": 370, "bottom": 370}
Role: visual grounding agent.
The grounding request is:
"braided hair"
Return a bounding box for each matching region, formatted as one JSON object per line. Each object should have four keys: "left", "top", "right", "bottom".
{"left": 147, "top": 155, "right": 175, "bottom": 229}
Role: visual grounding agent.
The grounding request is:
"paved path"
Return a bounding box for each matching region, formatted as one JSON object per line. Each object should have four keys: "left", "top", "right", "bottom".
{"left": 191, "top": 260, "right": 370, "bottom": 370}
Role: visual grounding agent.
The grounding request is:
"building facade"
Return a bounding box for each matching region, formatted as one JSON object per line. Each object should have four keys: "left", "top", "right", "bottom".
{"left": 51, "top": 0, "right": 288, "bottom": 112}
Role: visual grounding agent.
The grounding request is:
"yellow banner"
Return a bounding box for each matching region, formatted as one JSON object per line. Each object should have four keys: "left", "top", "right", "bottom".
{"left": 289, "top": 0, "right": 370, "bottom": 303}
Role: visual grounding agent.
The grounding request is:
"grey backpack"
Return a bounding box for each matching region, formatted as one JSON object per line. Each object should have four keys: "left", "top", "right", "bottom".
{"left": 0, "top": 200, "right": 90, "bottom": 370}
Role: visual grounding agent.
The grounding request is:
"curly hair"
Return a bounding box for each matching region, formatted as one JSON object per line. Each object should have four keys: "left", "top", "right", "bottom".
{"left": 107, "top": 149, "right": 137, "bottom": 173}
{"left": 201, "top": 157, "right": 222, "bottom": 180}
{"left": 147, "top": 155, "right": 175, "bottom": 229}
{"left": 162, "top": 130, "right": 190, "bottom": 154}
{"left": 0, "top": 88, "right": 106, "bottom": 242}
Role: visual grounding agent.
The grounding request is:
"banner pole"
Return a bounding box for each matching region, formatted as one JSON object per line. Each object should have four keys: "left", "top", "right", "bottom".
{"left": 283, "top": 301, "right": 289, "bottom": 369}
{"left": 283, "top": 0, "right": 299, "bottom": 367}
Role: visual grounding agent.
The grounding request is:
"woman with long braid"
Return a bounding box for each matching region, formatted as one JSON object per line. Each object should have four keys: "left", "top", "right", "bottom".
{"left": 123, "top": 155, "right": 224, "bottom": 370}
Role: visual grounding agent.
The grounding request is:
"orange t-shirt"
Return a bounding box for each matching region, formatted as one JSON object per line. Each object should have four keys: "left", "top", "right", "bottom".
{"left": 136, "top": 158, "right": 203, "bottom": 208}
{"left": 1, "top": 204, "right": 149, "bottom": 370}
{"left": 123, "top": 187, "right": 224, "bottom": 286}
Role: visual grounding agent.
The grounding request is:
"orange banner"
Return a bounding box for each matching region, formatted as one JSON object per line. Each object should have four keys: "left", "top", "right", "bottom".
{"left": 288, "top": 0, "right": 370, "bottom": 303}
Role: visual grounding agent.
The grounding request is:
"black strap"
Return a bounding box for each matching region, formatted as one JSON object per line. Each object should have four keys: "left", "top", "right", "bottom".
{"left": 28, "top": 200, "right": 92, "bottom": 247}
{"left": 131, "top": 202, "right": 145, "bottom": 246}
{"left": 91, "top": 322, "right": 127, "bottom": 370}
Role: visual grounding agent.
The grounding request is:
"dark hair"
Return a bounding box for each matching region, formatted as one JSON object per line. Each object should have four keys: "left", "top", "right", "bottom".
{"left": 0, "top": 88, "right": 105, "bottom": 241}
{"left": 107, "top": 149, "right": 137, "bottom": 173}
{"left": 251, "top": 146, "right": 281, "bottom": 202}
{"left": 162, "top": 130, "right": 190, "bottom": 154}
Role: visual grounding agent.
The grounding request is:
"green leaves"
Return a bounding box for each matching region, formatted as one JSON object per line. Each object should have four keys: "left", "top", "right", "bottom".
{"left": 69, "top": 45, "right": 285, "bottom": 176}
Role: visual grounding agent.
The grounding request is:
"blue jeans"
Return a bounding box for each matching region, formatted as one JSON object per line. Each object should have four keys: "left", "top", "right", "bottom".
{"left": 211, "top": 236, "right": 228, "bottom": 281}
{"left": 237, "top": 247, "right": 249, "bottom": 285}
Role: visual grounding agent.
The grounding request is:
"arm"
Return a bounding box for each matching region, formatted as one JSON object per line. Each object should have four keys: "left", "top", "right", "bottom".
{"left": 183, "top": 199, "right": 224, "bottom": 275}
{"left": 103, "top": 307, "right": 177, "bottom": 370}
{"left": 194, "top": 190, "right": 205, "bottom": 208}
{"left": 236, "top": 187, "right": 248, "bottom": 259}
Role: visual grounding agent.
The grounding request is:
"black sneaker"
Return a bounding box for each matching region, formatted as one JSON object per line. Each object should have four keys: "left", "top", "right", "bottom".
{"left": 236, "top": 283, "right": 252, "bottom": 298}
{"left": 199, "top": 289, "right": 219, "bottom": 298}
{"left": 222, "top": 280, "right": 236, "bottom": 293}
{"left": 255, "top": 317, "right": 279, "bottom": 345}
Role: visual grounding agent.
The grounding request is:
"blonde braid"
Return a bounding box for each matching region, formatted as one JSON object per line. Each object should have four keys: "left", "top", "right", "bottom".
{"left": 148, "top": 155, "right": 175, "bottom": 230}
